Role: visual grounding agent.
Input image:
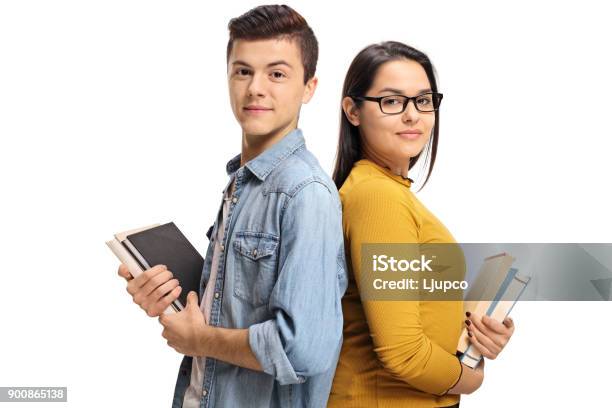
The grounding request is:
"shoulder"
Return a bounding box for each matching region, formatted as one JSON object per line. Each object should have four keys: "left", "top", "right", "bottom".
{"left": 340, "top": 168, "right": 407, "bottom": 208}
{"left": 265, "top": 145, "right": 338, "bottom": 201}
{"left": 340, "top": 166, "right": 420, "bottom": 227}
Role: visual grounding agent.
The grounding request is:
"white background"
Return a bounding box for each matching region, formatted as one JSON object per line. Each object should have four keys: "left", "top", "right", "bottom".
{"left": 1, "top": 0, "right": 611, "bottom": 406}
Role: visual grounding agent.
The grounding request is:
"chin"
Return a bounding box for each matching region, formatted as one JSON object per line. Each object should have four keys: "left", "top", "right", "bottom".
{"left": 396, "top": 145, "right": 424, "bottom": 160}
{"left": 243, "top": 127, "right": 282, "bottom": 143}
{"left": 239, "top": 120, "right": 275, "bottom": 137}
{"left": 397, "top": 141, "right": 427, "bottom": 159}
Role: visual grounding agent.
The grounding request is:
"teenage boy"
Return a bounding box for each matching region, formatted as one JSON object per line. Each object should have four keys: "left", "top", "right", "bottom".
{"left": 117, "top": 5, "right": 347, "bottom": 408}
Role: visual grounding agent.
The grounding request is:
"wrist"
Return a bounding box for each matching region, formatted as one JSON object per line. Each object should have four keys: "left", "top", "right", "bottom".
{"left": 197, "top": 324, "right": 215, "bottom": 357}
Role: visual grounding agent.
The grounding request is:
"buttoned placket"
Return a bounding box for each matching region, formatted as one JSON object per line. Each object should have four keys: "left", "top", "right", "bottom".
{"left": 199, "top": 168, "right": 244, "bottom": 408}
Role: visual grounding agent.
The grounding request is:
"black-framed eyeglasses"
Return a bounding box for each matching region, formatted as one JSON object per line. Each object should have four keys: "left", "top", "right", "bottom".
{"left": 349, "top": 92, "right": 443, "bottom": 114}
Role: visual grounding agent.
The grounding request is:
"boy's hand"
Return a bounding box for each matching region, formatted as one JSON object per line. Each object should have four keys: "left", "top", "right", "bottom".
{"left": 118, "top": 264, "right": 182, "bottom": 317}
{"left": 159, "top": 291, "right": 208, "bottom": 356}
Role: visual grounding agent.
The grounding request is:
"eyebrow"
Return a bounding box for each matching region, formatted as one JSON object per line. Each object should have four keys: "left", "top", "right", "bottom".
{"left": 377, "top": 87, "right": 432, "bottom": 95}
{"left": 231, "top": 60, "right": 294, "bottom": 69}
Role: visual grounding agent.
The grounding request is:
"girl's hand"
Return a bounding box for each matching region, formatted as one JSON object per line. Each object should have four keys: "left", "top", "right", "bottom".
{"left": 464, "top": 312, "right": 515, "bottom": 360}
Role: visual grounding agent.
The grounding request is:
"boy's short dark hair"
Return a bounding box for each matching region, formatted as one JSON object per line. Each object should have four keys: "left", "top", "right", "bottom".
{"left": 227, "top": 4, "right": 318, "bottom": 84}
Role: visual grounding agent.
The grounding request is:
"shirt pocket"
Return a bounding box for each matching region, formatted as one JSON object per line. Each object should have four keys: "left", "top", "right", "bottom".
{"left": 232, "top": 231, "right": 280, "bottom": 308}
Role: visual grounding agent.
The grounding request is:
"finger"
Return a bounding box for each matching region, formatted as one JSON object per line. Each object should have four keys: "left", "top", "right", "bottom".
{"left": 162, "top": 328, "right": 176, "bottom": 343}
{"left": 467, "top": 329, "right": 497, "bottom": 360}
{"left": 481, "top": 315, "right": 510, "bottom": 335}
{"left": 118, "top": 264, "right": 134, "bottom": 281}
{"left": 471, "top": 315, "right": 511, "bottom": 349}
{"left": 141, "top": 271, "right": 175, "bottom": 299}
{"left": 468, "top": 313, "right": 494, "bottom": 339}
{"left": 143, "top": 278, "right": 179, "bottom": 310}
{"left": 471, "top": 317, "right": 505, "bottom": 350}
{"left": 133, "top": 264, "right": 167, "bottom": 288}
{"left": 167, "top": 341, "right": 182, "bottom": 354}
{"left": 468, "top": 323, "right": 501, "bottom": 357}
{"left": 149, "top": 286, "right": 182, "bottom": 317}
{"left": 186, "top": 291, "right": 198, "bottom": 307}
{"left": 126, "top": 276, "right": 144, "bottom": 296}
{"left": 503, "top": 316, "right": 515, "bottom": 330}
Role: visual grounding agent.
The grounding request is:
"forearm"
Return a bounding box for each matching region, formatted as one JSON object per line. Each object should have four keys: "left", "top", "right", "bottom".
{"left": 199, "top": 326, "right": 263, "bottom": 372}
{"left": 447, "top": 359, "right": 485, "bottom": 395}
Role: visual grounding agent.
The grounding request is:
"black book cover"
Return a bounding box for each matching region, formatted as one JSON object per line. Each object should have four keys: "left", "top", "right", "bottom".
{"left": 126, "top": 222, "right": 203, "bottom": 308}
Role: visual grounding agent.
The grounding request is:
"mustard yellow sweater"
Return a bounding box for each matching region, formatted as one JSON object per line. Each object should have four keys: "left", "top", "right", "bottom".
{"left": 328, "top": 159, "right": 463, "bottom": 408}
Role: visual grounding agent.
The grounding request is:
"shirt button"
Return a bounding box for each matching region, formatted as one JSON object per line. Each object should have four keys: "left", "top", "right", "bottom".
{"left": 214, "top": 292, "right": 220, "bottom": 299}
{"left": 202, "top": 390, "right": 207, "bottom": 397}
{"left": 252, "top": 249, "right": 258, "bottom": 257}
{"left": 220, "top": 244, "right": 225, "bottom": 252}
{"left": 231, "top": 196, "right": 238, "bottom": 204}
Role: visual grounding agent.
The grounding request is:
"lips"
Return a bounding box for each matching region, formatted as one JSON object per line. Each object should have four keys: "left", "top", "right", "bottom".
{"left": 243, "top": 105, "right": 273, "bottom": 112}
{"left": 396, "top": 129, "right": 422, "bottom": 140}
{"left": 397, "top": 129, "right": 422, "bottom": 135}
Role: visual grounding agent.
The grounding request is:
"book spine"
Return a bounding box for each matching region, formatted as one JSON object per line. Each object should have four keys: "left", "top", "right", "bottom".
{"left": 458, "top": 256, "right": 514, "bottom": 353}
{"left": 122, "top": 238, "right": 151, "bottom": 271}
{"left": 460, "top": 271, "right": 530, "bottom": 368}
{"left": 106, "top": 239, "right": 144, "bottom": 278}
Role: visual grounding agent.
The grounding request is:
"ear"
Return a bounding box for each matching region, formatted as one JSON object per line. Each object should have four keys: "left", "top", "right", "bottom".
{"left": 342, "top": 96, "right": 361, "bottom": 126}
{"left": 301, "top": 76, "right": 318, "bottom": 104}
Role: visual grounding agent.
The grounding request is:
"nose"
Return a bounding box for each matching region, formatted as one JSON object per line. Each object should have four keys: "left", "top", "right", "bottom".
{"left": 247, "top": 72, "right": 266, "bottom": 98}
{"left": 401, "top": 98, "right": 420, "bottom": 123}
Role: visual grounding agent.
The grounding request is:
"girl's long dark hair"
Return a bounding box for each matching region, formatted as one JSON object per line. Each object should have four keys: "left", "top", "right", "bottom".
{"left": 332, "top": 41, "right": 441, "bottom": 191}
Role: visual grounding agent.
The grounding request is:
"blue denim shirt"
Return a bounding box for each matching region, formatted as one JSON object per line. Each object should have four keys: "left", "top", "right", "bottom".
{"left": 172, "top": 129, "right": 348, "bottom": 408}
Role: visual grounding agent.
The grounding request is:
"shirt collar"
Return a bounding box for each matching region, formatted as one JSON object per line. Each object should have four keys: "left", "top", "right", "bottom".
{"left": 225, "top": 128, "right": 305, "bottom": 181}
{"left": 355, "top": 158, "right": 413, "bottom": 188}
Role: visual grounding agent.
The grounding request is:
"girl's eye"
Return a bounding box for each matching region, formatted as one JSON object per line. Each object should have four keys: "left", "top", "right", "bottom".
{"left": 417, "top": 96, "right": 433, "bottom": 106}
{"left": 383, "top": 97, "right": 402, "bottom": 105}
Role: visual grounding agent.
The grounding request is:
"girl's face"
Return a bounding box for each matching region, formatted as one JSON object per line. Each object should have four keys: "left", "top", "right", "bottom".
{"left": 343, "top": 59, "right": 435, "bottom": 169}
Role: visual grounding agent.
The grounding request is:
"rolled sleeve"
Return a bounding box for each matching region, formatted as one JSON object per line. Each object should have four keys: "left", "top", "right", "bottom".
{"left": 248, "top": 319, "right": 306, "bottom": 385}
{"left": 248, "top": 180, "right": 346, "bottom": 385}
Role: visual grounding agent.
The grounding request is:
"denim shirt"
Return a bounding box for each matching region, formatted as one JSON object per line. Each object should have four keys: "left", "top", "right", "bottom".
{"left": 172, "top": 129, "right": 348, "bottom": 408}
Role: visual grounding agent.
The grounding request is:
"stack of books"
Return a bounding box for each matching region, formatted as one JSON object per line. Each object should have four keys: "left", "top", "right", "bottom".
{"left": 106, "top": 222, "right": 203, "bottom": 314}
{"left": 457, "top": 252, "right": 531, "bottom": 368}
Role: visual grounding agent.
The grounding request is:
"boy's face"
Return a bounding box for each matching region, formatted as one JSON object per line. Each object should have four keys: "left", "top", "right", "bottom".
{"left": 227, "top": 38, "right": 317, "bottom": 142}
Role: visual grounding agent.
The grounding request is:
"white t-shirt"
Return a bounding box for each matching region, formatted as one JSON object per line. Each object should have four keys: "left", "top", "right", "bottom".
{"left": 182, "top": 180, "right": 234, "bottom": 408}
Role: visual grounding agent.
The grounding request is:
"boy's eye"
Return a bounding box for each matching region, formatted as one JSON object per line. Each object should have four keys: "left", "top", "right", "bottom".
{"left": 236, "top": 68, "right": 252, "bottom": 76}
{"left": 271, "top": 71, "right": 286, "bottom": 79}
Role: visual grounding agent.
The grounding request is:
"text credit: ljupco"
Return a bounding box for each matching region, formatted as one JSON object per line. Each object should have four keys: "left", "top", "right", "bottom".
{"left": 371, "top": 254, "right": 468, "bottom": 293}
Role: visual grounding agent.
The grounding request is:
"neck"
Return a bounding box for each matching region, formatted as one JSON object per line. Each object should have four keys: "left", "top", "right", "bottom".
{"left": 240, "top": 119, "right": 298, "bottom": 166}
{"left": 362, "top": 147, "right": 410, "bottom": 178}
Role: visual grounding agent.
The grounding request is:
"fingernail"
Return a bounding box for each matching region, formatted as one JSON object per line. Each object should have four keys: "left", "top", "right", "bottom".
{"left": 468, "top": 331, "right": 473, "bottom": 337}
{"left": 465, "top": 311, "right": 471, "bottom": 317}
{"left": 465, "top": 319, "right": 471, "bottom": 326}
